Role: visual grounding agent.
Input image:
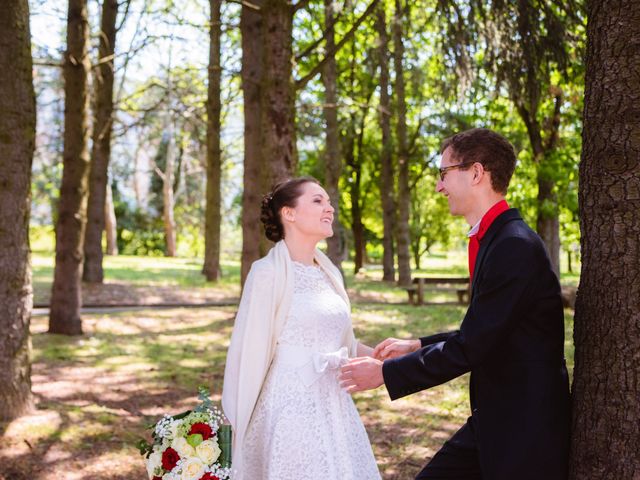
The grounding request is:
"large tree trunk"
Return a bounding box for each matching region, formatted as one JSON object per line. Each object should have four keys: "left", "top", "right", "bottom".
{"left": 322, "top": 0, "right": 344, "bottom": 271}
{"left": 393, "top": 0, "right": 411, "bottom": 286}
{"left": 49, "top": 0, "right": 91, "bottom": 335}
{"left": 104, "top": 181, "right": 118, "bottom": 255}
{"left": 0, "top": 0, "right": 35, "bottom": 420}
{"left": 261, "top": 0, "right": 296, "bottom": 183}
{"left": 203, "top": 0, "right": 222, "bottom": 282}
{"left": 569, "top": 1, "right": 640, "bottom": 478}
{"left": 83, "top": 0, "right": 119, "bottom": 283}
{"left": 376, "top": 6, "right": 395, "bottom": 282}
{"left": 240, "top": 0, "right": 267, "bottom": 285}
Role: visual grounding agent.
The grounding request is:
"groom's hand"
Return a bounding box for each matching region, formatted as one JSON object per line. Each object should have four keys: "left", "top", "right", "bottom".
{"left": 339, "top": 357, "right": 384, "bottom": 393}
{"left": 373, "top": 338, "right": 421, "bottom": 360}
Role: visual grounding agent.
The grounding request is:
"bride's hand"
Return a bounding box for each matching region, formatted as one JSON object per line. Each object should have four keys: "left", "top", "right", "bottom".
{"left": 373, "top": 338, "right": 421, "bottom": 361}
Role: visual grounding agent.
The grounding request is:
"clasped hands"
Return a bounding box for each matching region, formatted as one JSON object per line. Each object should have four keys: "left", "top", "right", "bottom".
{"left": 338, "top": 338, "right": 421, "bottom": 393}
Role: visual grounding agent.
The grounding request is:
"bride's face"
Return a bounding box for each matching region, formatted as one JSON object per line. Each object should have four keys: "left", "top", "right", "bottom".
{"left": 281, "top": 182, "right": 334, "bottom": 241}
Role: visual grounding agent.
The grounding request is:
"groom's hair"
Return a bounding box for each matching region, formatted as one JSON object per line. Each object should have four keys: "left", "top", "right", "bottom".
{"left": 441, "top": 128, "right": 516, "bottom": 195}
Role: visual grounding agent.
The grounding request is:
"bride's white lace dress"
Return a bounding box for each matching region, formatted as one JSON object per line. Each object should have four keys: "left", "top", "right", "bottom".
{"left": 242, "top": 262, "right": 380, "bottom": 479}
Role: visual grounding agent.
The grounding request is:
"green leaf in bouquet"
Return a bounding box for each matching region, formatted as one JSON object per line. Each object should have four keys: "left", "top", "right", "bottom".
{"left": 187, "top": 433, "right": 203, "bottom": 447}
{"left": 171, "top": 409, "right": 192, "bottom": 421}
{"left": 136, "top": 438, "right": 153, "bottom": 457}
{"left": 195, "top": 385, "right": 213, "bottom": 412}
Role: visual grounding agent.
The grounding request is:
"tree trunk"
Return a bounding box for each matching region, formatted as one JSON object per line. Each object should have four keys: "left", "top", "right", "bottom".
{"left": 536, "top": 174, "right": 561, "bottom": 277}
{"left": 346, "top": 119, "right": 364, "bottom": 275}
{"left": 240, "top": 0, "right": 267, "bottom": 285}
{"left": 104, "top": 181, "right": 118, "bottom": 255}
{"left": 83, "top": 0, "right": 118, "bottom": 283}
{"left": 261, "top": 0, "right": 296, "bottom": 183}
{"left": 376, "top": 6, "right": 395, "bottom": 282}
{"left": 393, "top": 0, "right": 411, "bottom": 286}
{"left": 49, "top": 0, "right": 91, "bottom": 335}
{"left": 412, "top": 240, "right": 421, "bottom": 271}
{"left": 0, "top": 0, "right": 35, "bottom": 420}
{"left": 203, "top": 0, "right": 222, "bottom": 282}
{"left": 569, "top": 1, "right": 640, "bottom": 478}
{"left": 163, "top": 131, "right": 177, "bottom": 257}
{"left": 322, "top": 0, "right": 344, "bottom": 271}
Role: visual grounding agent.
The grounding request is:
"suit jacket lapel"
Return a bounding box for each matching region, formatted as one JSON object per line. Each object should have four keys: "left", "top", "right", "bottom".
{"left": 471, "top": 208, "right": 522, "bottom": 297}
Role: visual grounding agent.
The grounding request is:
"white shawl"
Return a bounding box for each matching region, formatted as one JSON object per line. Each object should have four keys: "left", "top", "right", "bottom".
{"left": 221, "top": 240, "right": 357, "bottom": 478}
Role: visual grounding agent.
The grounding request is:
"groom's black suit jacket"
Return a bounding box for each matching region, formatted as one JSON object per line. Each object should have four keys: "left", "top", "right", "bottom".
{"left": 383, "top": 208, "right": 570, "bottom": 480}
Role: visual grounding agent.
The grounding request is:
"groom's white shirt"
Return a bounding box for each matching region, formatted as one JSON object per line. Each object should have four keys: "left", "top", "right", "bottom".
{"left": 222, "top": 240, "right": 357, "bottom": 478}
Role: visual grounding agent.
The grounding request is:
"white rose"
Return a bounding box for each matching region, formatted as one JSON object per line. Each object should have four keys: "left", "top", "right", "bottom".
{"left": 169, "top": 420, "right": 181, "bottom": 439}
{"left": 196, "top": 439, "right": 221, "bottom": 465}
{"left": 146, "top": 452, "right": 162, "bottom": 479}
{"left": 172, "top": 436, "right": 196, "bottom": 458}
{"left": 181, "top": 458, "right": 206, "bottom": 480}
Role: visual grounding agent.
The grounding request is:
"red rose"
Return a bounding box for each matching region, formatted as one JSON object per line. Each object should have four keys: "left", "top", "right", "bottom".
{"left": 199, "top": 474, "right": 220, "bottom": 480}
{"left": 189, "top": 422, "right": 214, "bottom": 440}
{"left": 161, "top": 447, "right": 180, "bottom": 471}
{"left": 152, "top": 477, "right": 163, "bottom": 480}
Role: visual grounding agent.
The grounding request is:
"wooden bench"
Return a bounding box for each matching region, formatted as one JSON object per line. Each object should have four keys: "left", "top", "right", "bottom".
{"left": 403, "top": 276, "right": 470, "bottom": 306}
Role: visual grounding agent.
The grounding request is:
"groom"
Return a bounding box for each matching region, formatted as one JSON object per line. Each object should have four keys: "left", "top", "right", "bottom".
{"left": 340, "top": 128, "right": 570, "bottom": 479}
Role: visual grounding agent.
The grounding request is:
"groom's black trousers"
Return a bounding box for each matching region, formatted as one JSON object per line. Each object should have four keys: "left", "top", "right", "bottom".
{"left": 416, "top": 419, "right": 482, "bottom": 480}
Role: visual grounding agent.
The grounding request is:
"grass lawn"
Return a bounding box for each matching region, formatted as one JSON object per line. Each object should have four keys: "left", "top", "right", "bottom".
{"left": 1, "top": 252, "right": 576, "bottom": 479}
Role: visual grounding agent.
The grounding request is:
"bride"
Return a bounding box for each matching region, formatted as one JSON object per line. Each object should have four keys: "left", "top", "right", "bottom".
{"left": 222, "top": 177, "right": 380, "bottom": 479}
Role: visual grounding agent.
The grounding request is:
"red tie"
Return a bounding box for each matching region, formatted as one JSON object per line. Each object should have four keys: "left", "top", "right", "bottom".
{"left": 468, "top": 234, "right": 480, "bottom": 283}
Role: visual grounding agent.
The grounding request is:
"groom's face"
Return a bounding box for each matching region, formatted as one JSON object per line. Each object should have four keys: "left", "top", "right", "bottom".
{"left": 436, "top": 147, "right": 474, "bottom": 217}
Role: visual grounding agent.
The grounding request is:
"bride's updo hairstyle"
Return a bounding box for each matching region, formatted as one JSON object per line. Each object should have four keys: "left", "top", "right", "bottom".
{"left": 260, "top": 176, "right": 320, "bottom": 242}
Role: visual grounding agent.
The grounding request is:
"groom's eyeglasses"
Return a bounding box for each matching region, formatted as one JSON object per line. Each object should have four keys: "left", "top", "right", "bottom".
{"left": 438, "top": 162, "right": 473, "bottom": 181}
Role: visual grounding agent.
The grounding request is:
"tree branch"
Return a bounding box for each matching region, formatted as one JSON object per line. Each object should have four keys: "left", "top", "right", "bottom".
{"left": 295, "top": 0, "right": 381, "bottom": 91}
{"left": 294, "top": 0, "right": 347, "bottom": 61}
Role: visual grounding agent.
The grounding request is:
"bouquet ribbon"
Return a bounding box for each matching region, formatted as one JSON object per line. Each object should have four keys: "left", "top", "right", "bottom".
{"left": 274, "top": 345, "right": 349, "bottom": 387}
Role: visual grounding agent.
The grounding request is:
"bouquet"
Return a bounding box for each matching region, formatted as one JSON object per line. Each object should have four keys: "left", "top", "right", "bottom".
{"left": 138, "top": 387, "right": 232, "bottom": 480}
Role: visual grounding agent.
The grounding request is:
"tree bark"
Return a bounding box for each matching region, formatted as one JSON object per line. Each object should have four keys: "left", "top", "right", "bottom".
{"left": 0, "top": 0, "right": 35, "bottom": 420}
{"left": 49, "top": 0, "right": 91, "bottom": 335}
{"left": 83, "top": 0, "right": 119, "bottom": 283}
{"left": 393, "top": 0, "right": 411, "bottom": 286}
{"left": 322, "top": 0, "right": 344, "bottom": 271}
{"left": 104, "top": 181, "right": 118, "bottom": 255}
{"left": 569, "top": 1, "right": 640, "bottom": 478}
{"left": 261, "top": 0, "right": 297, "bottom": 183}
{"left": 203, "top": 0, "right": 222, "bottom": 282}
{"left": 376, "top": 6, "right": 396, "bottom": 282}
{"left": 240, "top": 0, "right": 267, "bottom": 285}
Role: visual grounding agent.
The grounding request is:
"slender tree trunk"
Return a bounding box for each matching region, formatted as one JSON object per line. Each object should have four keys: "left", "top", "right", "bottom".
{"left": 163, "top": 131, "right": 177, "bottom": 257}
{"left": 83, "top": 0, "right": 118, "bottom": 283}
{"left": 104, "top": 181, "right": 118, "bottom": 255}
{"left": 393, "top": 0, "right": 411, "bottom": 286}
{"left": 0, "top": 0, "right": 35, "bottom": 420}
{"left": 49, "top": 0, "right": 91, "bottom": 335}
{"left": 322, "top": 0, "right": 344, "bottom": 271}
{"left": 203, "top": 0, "right": 222, "bottom": 282}
{"left": 240, "top": 0, "right": 267, "bottom": 285}
{"left": 261, "top": 0, "right": 296, "bottom": 183}
{"left": 569, "top": 1, "right": 640, "bottom": 478}
{"left": 376, "top": 6, "right": 395, "bottom": 282}
{"left": 346, "top": 121, "right": 364, "bottom": 274}
{"left": 536, "top": 173, "right": 560, "bottom": 277}
{"left": 412, "top": 242, "right": 421, "bottom": 270}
